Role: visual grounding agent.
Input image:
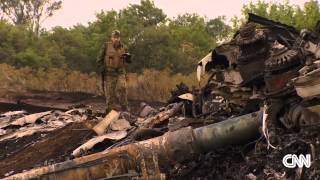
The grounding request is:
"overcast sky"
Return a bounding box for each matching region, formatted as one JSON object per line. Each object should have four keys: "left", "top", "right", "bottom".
{"left": 42, "top": 0, "right": 309, "bottom": 29}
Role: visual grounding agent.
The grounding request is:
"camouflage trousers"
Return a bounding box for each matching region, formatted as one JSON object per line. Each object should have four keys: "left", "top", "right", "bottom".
{"left": 104, "top": 73, "right": 128, "bottom": 111}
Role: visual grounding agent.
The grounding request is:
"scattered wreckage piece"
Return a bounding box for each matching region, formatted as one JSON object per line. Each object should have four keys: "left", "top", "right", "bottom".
{"left": 10, "top": 111, "right": 52, "bottom": 126}
{"left": 178, "top": 93, "right": 194, "bottom": 102}
{"left": 1, "top": 110, "right": 26, "bottom": 117}
{"left": 139, "top": 102, "right": 158, "bottom": 118}
{"left": 0, "top": 122, "right": 96, "bottom": 178}
{"left": 293, "top": 61, "right": 320, "bottom": 98}
{"left": 264, "top": 43, "right": 303, "bottom": 98}
{"left": 110, "top": 118, "right": 132, "bottom": 131}
{"left": 168, "top": 117, "right": 196, "bottom": 131}
{"left": 0, "top": 111, "right": 51, "bottom": 129}
{"left": 132, "top": 128, "right": 164, "bottom": 141}
{"left": 168, "top": 82, "right": 191, "bottom": 103}
{"left": 72, "top": 130, "right": 127, "bottom": 157}
{"left": 4, "top": 111, "right": 262, "bottom": 180}
{"left": 235, "top": 22, "right": 269, "bottom": 84}
{"left": 247, "top": 12, "right": 299, "bottom": 46}
{"left": 0, "top": 109, "right": 93, "bottom": 142}
{"left": 136, "top": 102, "right": 183, "bottom": 128}
{"left": 196, "top": 44, "right": 239, "bottom": 82}
{"left": 0, "top": 125, "right": 57, "bottom": 142}
{"left": 195, "top": 12, "right": 320, "bottom": 133}
{"left": 303, "top": 40, "right": 320, "bottom": 59}
{"left": 281, "top": 104, "right": 320, "bottom": 129}
{"left": 0, "top": 108, "right": 102, "bottom": 178}
{"left": 92, "top": 110, "right": 120, "bottom": 135}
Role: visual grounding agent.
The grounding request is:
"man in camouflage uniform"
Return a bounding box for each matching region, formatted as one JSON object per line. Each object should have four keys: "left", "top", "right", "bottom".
{"left": 97, "top": 30, "right": 131, "bottom": 112}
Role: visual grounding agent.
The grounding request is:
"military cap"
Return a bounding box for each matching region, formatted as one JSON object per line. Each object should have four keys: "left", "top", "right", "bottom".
{"left": 111, "top": 30, "right": 121, "bottom": 37}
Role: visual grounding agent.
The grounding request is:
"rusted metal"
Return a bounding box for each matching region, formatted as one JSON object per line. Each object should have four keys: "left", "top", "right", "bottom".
{"left": 5, "top": 111, "right": 262, "bottom": 180}
{"left": 235, "top": 23, "right": 269, "bottom": 84}
{"left": 264, "top": 44, "right": 302, "bottom": 97}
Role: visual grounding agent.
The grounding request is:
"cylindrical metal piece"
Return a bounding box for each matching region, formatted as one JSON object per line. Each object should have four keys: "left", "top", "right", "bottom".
{"left": 193, "top": 111, "right": 262, "bottom": 153}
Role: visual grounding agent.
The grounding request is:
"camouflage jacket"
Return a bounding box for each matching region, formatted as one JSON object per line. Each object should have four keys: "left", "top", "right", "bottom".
{"left": 96, "top": 42, "right": 128, "bottom": 74}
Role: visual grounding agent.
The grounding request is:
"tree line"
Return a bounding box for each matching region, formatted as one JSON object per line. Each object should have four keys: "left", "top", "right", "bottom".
{"left": 0, "top": 0, "right": 319, "bottom": 75}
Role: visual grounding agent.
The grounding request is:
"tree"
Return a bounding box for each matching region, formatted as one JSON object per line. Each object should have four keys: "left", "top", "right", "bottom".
{"left": 0, "top": 0, "right": 31, "bottom": 25}
{"left": 0, "top": 0, "right": 233, "bottom": 74}
{"left": 47, "top": 26, "right": 94, "bottom": 72}
{"left": 206, "top": 16, "right": 232, "bottom": 42}
{"left": 238, "top": 0, "right": 320, "bottom": 30}
{"left": 118, "top": 0, "right": 167, "bottom": 43}
{"left": 120, "top": 0, "right": 166, "bottom": 27}
{"left": 0, "top": 0, "right": 62, "bottom": 35}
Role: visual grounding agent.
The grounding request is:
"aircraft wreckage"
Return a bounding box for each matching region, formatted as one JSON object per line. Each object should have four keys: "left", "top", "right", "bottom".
{"left": 1, "top": 13, "right": 320, "bottom": 179}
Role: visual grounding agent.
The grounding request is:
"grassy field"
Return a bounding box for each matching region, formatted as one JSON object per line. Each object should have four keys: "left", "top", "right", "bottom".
{"left": 0, "top": 64, "right": 207, "bottom": 102}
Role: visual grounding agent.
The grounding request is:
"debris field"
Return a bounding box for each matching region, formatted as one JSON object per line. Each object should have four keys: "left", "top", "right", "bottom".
{"left": 1, "top": 13, "right": 320, "bottom": 179}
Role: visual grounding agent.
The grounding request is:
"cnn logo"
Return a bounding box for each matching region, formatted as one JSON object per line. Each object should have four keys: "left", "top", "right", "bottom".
{"left": 282, "top": 154, "right": 311, "bottom": 168}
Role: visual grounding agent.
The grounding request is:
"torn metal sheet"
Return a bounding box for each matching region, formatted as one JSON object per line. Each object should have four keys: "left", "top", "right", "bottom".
{"left": 196, "top": 43, "right": 240, "bottom": 82}
{"left": 223, "top": 69, "right": 244, "bottom": 85}
{"left": 137, "top": 102, "right": 183, "bottom": 128}
{"left": 10, "top": 111, "right": 51, "bottom": 126}
{"left": 281, "top": 104, "right": 320, "bottom": 128}
{"left": 49, "top": 120, "right": 69, "bottom": 128}
{"left": 92, "top": 110, "right": 120, "bottom": 135}
{"left": 0, "top": 111, "right": 86, "bottom": 141}
{"left": 0, "top": 122, "right": 95, "bottom": 177}
{"left": 1, "top": 111, "right": 26, "bottom": 117}
{"left": 139, "top": 103, "right": 157, "bottom": 118}
{"left": 293, "top": 67, "right": 320, "bottom": 98}
{"left": 304, "top": 41, "right": 320, "bottom": 59}
{"left": 0, "top": 129, "right": 6, "bottom": 135}
{"left": 110, "top": 118, "right": 131, "bottom": 131}
{"left": 0, "top": 111, "right": 28, "bottom": 129}
{"left": 197, "top": 52, "right": 212, "bottom": 81}
{"left": 178, "top": 93, "right": 194, "bottom": 101}
{"left": 0, "top": 118, "right": 11, "bottom": 129}
{"left": 72, "top": 130, "right": 127, "bottom": 157}
{"left": 65, "top": 108, "right": 87, "bottom": 115}
{"left": 0, "top": 125, "right": 56, "bottom": 141}
{"left": 307, "top": 104, "right": 320, "bottom": 113}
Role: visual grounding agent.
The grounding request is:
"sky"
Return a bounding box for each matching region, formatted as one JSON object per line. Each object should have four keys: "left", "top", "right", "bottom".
{"left": 42, "top": 0, "right": 309, "bottom": 29}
